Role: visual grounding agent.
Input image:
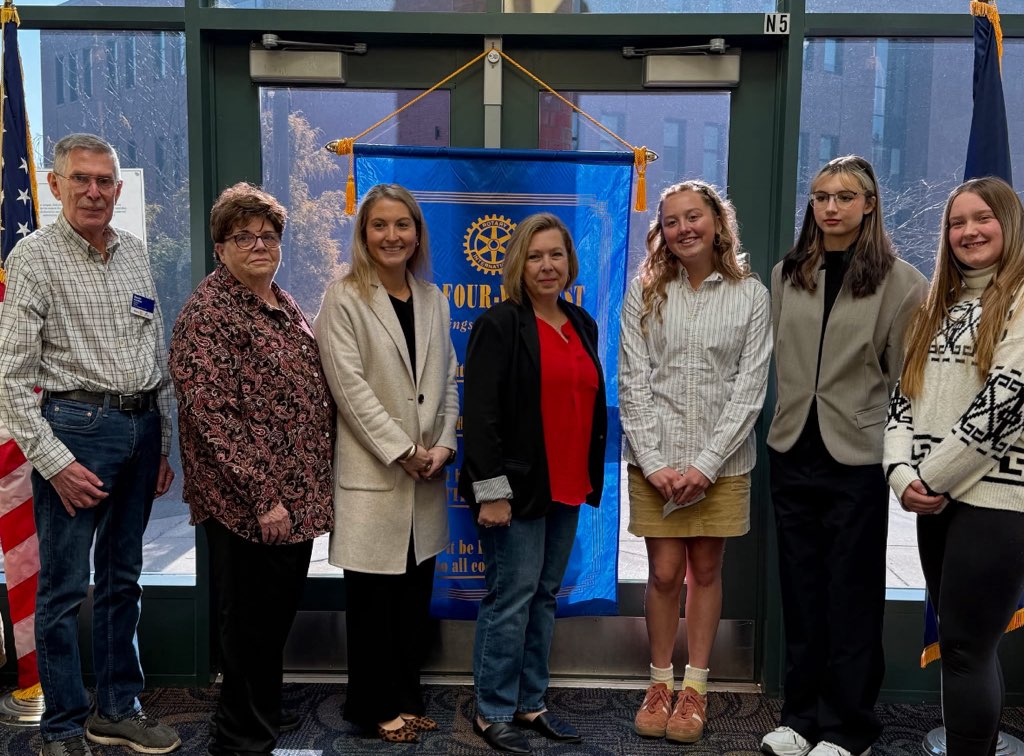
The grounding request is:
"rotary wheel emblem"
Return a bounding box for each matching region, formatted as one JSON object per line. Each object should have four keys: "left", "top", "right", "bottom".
{"left": 464, "top": 215, "right": 516, "bottom": 275}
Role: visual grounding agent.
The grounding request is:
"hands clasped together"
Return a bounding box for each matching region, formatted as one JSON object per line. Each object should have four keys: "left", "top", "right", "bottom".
{"left": 646, "top": 465, "right": 711, "bottom": 506}
{"left": 398, "top": 444, "right": 452, "bottom": 482}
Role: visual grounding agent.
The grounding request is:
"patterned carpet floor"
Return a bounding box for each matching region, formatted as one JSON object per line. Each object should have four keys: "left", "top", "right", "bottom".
{"left": 2, "top": 683, "right": 1023, "bottom": 755}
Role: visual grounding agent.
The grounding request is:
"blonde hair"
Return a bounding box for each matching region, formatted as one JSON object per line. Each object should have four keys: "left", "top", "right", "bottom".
{"left": 782, "top": 155, "right": 894, "bottom": 297}
{"left": 345, "top": 184, "right": 431, "bottom": 299}
{"left": 502, "top": 213, "right": 579, "bottom": 305}
{"left": 638, "top": 180, "right": 747, "bottom": 333}
{"left": 901, "top": 177, "right": 1024, "bottom": 398}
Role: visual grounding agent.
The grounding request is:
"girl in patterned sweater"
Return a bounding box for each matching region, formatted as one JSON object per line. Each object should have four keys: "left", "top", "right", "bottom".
{"left": 884, "top": 177, "right": 1024, "bottom": 756}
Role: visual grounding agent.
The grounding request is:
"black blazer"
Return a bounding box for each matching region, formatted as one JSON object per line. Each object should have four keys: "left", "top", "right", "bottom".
{"left": 459, "top": 296, "right": 608, "bottom": 520}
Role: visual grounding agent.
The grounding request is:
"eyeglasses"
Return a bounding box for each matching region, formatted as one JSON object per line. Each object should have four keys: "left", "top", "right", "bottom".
{"left": 224, "top": 231, "right": 282, "bottom": 250}
{"left": 53, "top": 171, "right": 120, "bottom": 193}
{"left": 808, "top": 191, "right": 863, "bottom": 208}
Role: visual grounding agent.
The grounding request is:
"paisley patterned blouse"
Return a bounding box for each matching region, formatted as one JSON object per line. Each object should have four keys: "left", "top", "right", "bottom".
{"left": 169, "top": 265, "right": 335, "bottom": 544}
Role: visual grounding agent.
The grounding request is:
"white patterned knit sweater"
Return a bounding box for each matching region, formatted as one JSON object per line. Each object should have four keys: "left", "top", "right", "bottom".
{"left": 884, "top": 265, "right": 1024, "bottom": 512}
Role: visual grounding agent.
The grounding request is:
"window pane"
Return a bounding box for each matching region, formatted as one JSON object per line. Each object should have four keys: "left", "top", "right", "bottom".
{"left": 215, "top": 0, "right": 486, "bottom": 9}
{"left": 540, "top": 92, "right": 730, "bottom": 283}
{"left": 506, "top": 0, "right": 774, "bottom": 11}
{"left": 798, "top": 37, "right": 1024, "bottom": 588}
{"left": 259, "top": 88, "right": 451, "bottom": 575}
{"left": 20, "top": 0, "right": 184, "bottom": 6}
{"left": 19, "top": 30, "right": 193, "bottom": 577}
{"left": 809, "top": 0, "right": 970, "bottom": 11}
{"left": 538, "top": 91, "right": 731, "bottom": 581}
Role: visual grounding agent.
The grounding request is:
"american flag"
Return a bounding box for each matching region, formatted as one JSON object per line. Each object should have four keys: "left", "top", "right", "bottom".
{"left": 0, "top": 0, "right": 42, "bottom": 692}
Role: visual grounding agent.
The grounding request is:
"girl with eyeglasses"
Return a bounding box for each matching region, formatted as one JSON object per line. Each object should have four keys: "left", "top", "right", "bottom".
{"left": 885, "top": 177, "right": 1024, "bottom": 756}
{"left": 761, "top": 156, "right": 927, "bottom": 756}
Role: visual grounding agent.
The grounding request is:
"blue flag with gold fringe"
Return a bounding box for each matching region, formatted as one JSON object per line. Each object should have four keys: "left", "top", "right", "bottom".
{"left": 354, "top": 144, "right": 629, "bottom": 619}
{"left": 921, "top": 0, "right": 1016, "bottom": 669}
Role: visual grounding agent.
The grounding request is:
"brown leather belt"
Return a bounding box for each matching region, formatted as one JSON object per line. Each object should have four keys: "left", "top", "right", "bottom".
{"left": 46, "top": 389, "right": 156, "bottom": 412}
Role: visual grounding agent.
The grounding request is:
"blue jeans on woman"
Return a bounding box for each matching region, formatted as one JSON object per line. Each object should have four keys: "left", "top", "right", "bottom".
{"left": 473, "top": 503, "right": 580, "bottom": 723}
{"left": 32, "top": 397, "right": 161, "bottom": 741}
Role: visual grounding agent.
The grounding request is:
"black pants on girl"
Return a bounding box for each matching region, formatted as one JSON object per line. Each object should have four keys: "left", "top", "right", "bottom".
{"left": 343, "top": 540, "right": 437, "bottom": 729}
{"left": 770, "top": 436, "right": 888, "bottom": 755}
{"left": 917, "top": 502, "right": 1024, "bottom": 756}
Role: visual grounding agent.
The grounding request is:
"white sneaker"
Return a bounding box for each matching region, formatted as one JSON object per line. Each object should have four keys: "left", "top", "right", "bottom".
{"left": 808, "top": 742, "right": 871, "bottom": 756}
{"left": 762, "top": 726, "right": 813, "bottom": 756}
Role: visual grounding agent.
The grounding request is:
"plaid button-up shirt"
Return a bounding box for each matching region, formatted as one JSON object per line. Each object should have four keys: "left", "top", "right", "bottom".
{"left": 0, "top": 213, "right": 172, "bottom": 478}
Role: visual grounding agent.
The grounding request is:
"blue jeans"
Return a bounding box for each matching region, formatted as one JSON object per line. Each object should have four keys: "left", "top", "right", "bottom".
{"left": 473, "top": 503, "right": 580, "bottom": 723}
{"left": 32, "top": 397, "right": 160, "bottom": 741}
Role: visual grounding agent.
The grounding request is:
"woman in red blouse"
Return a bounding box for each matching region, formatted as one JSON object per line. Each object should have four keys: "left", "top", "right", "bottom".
{"left": 170, "top": 183, "right": 335, "bottom": 756}
{"left": 460, "top": 213, "right": 608, "bottom": 754}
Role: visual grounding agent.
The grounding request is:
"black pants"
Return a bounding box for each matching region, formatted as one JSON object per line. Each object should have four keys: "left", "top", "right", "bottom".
{"left": 918, "top": 503, "right": 1024, "bottom": 756}
{"left": 204, "top": 518, "right": 313, "bottom": 755}
{"left": 343, "top": 541, "right": 437, "bottom": 729}
{"left": 770, "top": 439, "right": 887, "bottom": 754}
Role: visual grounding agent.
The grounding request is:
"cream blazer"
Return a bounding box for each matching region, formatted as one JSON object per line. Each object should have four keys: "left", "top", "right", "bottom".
{"left": 314, "top": 272, "right": 459, "bottom": 574}
{"left": 767, "top": 257, "right": 927, "bottom": 465}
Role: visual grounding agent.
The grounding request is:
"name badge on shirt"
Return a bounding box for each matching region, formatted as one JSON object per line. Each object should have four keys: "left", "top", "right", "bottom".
{"left": 130, "top": 294, "right": 156, "bottom": 319}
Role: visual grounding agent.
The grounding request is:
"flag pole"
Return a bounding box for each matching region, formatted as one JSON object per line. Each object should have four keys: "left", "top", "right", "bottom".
{"left": 923, "top": 728, "right": 1024, "bottom": 756}
{"left": 0, "top": 0, "right": 44, "bottom": 727}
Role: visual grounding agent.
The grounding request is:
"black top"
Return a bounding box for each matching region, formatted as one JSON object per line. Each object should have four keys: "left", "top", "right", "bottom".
{"left": 389, "top": 293, "right": 416, "bottom": 371}
{"left": 798, "top": 248, "right": 854, "bottom": 456}
{"left": 816, "top": 248, "right": 853, "bottom": 385}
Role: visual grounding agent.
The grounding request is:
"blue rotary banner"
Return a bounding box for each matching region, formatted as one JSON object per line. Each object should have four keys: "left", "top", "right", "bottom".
{"left": 355, "top": 144, "right": 631, "bottom": 619}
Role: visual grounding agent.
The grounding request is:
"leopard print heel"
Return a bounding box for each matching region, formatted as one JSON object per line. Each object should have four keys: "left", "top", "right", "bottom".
{"left": 401, "top": 715, "right": 439, "bottom": 732}
{"left": 377, "top": 722, "right": 419, "bottom": 743}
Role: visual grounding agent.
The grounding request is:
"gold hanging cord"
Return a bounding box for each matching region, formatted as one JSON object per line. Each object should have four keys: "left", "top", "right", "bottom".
{"left": 327, "top": 47, "right": 651, "bottom": 214}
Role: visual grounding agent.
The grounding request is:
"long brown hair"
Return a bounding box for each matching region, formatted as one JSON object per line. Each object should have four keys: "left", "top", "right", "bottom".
{"left": 638, "top": 180, "right": 747, "bottom": 333}
{"left": 782, "top": 155, "right": 894, "bottom": 297}
{"left": 901, "top": 177, "right": 1024, "bottom": 398}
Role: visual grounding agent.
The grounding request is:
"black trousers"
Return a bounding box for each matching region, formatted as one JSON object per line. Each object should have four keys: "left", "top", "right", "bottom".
{"left": 918, "top": 503, "right": 1024, "bottom": 756}
{"left": 343, "top": 540, "right": 437, "bottom": 729}
{"left": 770, "top": 436, "right": 888, "bottom": 754}
{"left": 204, "top": 518, "right": 313, "bottom": 756}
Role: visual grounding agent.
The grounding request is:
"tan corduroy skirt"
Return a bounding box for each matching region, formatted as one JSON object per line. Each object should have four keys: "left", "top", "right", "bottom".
{"left": 627, "top": 464, "right": 751, "bottom": 538}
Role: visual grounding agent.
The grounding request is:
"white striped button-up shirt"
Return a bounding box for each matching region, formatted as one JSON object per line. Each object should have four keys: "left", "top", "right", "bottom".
{"left": 618, "top": 268, "right": 772, "bottom": 482}
{"left": 0, "top": 213, "right": 172, "bottom": 478}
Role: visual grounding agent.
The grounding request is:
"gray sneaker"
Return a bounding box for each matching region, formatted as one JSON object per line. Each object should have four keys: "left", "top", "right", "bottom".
{"left": 85, "top": 709, "right": 181, "bottom": 754}
{"left": 40, "top": 736, "right": 94, "bottom": 756}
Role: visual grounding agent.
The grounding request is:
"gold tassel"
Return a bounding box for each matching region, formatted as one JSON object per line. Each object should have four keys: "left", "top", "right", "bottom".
{"left": 971, "top": 0, "right": 1003, "bottom": 69}
{"left": 345, "top": 174, "right": 356, "bottom": 216}
{"left": 0, "top": 3, "right": 20, "bottom": 26}
{"left": 11, "top": 683, "right": 42, "bottom": 701}
{"left": 329, "top": 138, "right": 358, "bottom": 216}
{"left": 920, "top": 605, "right": 1024, "bottom": 668}
{"left": 633, "top": 146, "right": 649, "bottom": 213}
{"left": 920, "top": 642, "right": 941, "bottom": 669}
{"left": 1005, "top": 606, "right": 1024, "bottom": 633}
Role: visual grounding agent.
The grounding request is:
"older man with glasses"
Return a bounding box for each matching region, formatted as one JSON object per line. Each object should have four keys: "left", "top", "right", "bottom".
{"left": 0, "top": 133, "right": 180, "bottom": 756}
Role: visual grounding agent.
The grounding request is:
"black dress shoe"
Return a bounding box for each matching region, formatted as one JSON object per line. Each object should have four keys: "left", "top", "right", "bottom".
{"left": 514, "top": 711, "right": 581, "bottom": 743}
{"left": 280, "top": 710, "right": 302, "bottom": 732}
{"left": 473, "top": 719, "right": 531, "bottom": 754}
